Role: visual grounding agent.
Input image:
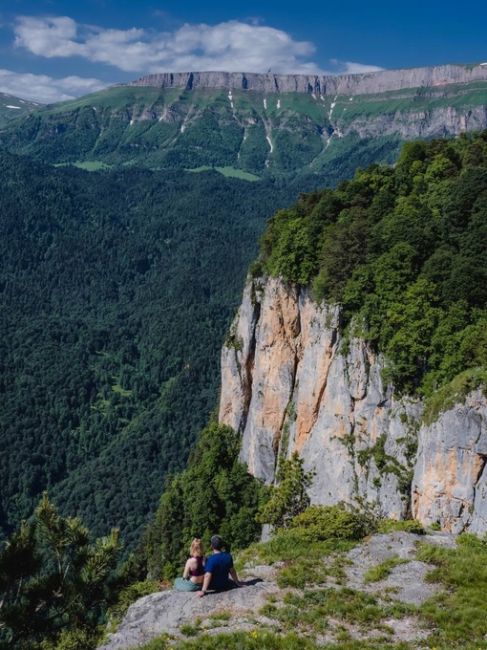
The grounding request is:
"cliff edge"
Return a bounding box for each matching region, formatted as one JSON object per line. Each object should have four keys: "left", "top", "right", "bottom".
{"left": 219, "top": 277, "right": 487, "bottom": 533}
{"left": 127, "top": 64, "right": 487, "bottom": 95}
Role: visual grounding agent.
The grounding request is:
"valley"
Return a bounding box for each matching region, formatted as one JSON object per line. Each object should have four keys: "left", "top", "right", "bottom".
{"left": 1, "top": 59, "right": 487, "bottom": 650}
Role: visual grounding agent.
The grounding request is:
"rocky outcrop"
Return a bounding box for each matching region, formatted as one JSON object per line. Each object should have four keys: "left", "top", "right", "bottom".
{"left": 339, "top": 105, "right": 487, "bottom": 140}
{"left": 219, "top": 277, "right": 487, "bottom": 532}
{"left": 127, "top": 64, "right": 487, "bottom": 96}
{"left": 100, "top": 531, "right": 454, "bottom": 648}
{"left": 99, "top": 578, "right": 278, "bottom": 649}
{"left": 412, "top": 390, "right": 487, "bottom": 533}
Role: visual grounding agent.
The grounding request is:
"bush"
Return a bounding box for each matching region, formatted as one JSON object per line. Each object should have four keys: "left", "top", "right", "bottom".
{"left": 289, "top": 505, "right": 375, "bottom": 541}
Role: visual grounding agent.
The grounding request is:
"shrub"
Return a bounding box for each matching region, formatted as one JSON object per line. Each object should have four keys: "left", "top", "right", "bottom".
{"left": 289, "top": 505, "right": 374, "bottom": 541}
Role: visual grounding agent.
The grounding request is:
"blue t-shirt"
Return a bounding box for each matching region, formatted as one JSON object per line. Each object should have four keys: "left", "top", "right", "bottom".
{"left": 204, "top": 551, "right": 234, "bottom": 590}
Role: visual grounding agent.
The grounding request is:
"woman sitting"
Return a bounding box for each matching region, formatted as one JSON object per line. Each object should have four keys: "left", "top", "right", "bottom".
{"left": 174, "top": 538, "right": 206, "bottom": 592}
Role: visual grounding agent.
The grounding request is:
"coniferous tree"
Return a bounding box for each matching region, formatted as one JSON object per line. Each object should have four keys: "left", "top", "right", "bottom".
{"left": 0, "top": 494, "right": 119, "bottom": 650}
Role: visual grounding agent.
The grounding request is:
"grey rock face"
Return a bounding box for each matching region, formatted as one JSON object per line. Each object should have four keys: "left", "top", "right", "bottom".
{"left": 412, "top": 390, "right": 487, "bottom": 533}
{"left": 219, "top": 277, "right": 487, "bottom": 533}
{"left": 127, "top": 64, "right": 487, "bottom": 96}
{"left": 219, "top": 277, "right": 421, "bottom": 520}
{"left": 341, "top": 105, "right": 487, "bottom": 140}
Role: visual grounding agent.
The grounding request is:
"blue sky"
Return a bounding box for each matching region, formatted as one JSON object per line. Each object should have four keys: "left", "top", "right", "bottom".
{"left": 1, "top": 0, "right": 486, "bottom": 102}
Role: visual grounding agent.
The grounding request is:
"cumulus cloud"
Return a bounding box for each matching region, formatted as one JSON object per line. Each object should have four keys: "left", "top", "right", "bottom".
{"left": 13, "top": 15, "right": 381, "bottom": 76}
{"left": 0, "top": 68, "right": 107, "bottom": 103}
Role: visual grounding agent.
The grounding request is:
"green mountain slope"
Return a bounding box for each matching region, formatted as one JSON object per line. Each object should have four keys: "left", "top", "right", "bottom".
{"left": 2, "top": 75, "right": 487, "bottom": 182}
{"left": 0, "top": 92, "right": 40, "bottom": 127}
{"left": 0, "top": 151, "right": 295, "bottom": 548}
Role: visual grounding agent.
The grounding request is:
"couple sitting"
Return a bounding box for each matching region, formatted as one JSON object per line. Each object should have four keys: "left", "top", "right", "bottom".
{"left": 174, "top": 535, "right": 241, "bottom": 597}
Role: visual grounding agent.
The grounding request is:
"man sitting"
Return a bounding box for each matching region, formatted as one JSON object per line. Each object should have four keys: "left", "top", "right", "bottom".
{"left": 197, "top": 535, "right": 241, "bottom": 597}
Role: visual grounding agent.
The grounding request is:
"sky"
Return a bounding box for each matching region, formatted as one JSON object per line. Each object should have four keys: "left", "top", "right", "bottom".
{"left": 1, "top": 0, "right": 486, "bottom": 103}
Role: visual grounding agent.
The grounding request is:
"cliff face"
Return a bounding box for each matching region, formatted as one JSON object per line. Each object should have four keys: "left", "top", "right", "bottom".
{"left": 127, "top": 64, "right": 487, "bottom": 96}
{"left": 219, "top": 277, "right": 487, "bottom": 532}
{"left": 412, "top": 392, "right": 487, "bottom": 533}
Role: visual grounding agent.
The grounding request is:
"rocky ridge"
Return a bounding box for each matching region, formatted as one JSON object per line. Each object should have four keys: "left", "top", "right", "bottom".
{"left": 219, "top": 277, "right": 487, "bottom": 533}
{"left": 4, "top": 64, "right": 487, "bottom": 174}
{"left": 127, "top": 64, "right": 487, "bottom": 95}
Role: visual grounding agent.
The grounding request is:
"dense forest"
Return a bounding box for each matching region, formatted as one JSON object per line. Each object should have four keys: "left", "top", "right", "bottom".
{"left": 259, "top": 132, "right": 487, "bottom": 399}
{"left": 0, "top": 150, "right": 298, "bottom": 548}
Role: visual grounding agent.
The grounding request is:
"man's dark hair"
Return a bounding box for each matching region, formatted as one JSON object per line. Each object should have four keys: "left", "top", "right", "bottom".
{"left": 210, "top": 535, "right": 224, "bottom": 551}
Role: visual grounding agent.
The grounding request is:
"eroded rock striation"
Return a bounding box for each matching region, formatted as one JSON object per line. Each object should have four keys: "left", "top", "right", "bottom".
{"left": 127, "top": 64, "right": 487, "bottom": 96}
{"left": 219, "top": 277, "right": 487, "bottom": 532}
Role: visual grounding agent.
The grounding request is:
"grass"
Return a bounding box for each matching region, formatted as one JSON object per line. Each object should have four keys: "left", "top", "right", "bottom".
{"left": 54, "top": 160, "right": 112, "bottom": 171}
{"left": 261, "top": 587, "right": 414, "bottom": 634}
{"left": 275, "top": 545, "right": 352, "bottom": 589}
{"left": 237, "top": 506, "right": 374, "bottom": 588}
{"left": 180, "top": 622, "right": 201, "bottom": 637}
{"left": 363, "top": 556, "right": 409, "bottom": 583}
{"left": 416, "top": 534, "right": 487, "bottom": 648}
{"left": 186, "top": 165, "right": 260, "bottom": 181}
{"left": 422, "top": 367, "right": 487, "bottom": 425}
{"left": 208, "top": 610, "right": 232, "bottom": 622}
{"left": 377, "top": 519, "right": 425, "bottom": 535}
{"left": 138, "top": 630, "right": 413, "bottom": 649}
{"left": 236, "top": 527, "right": 354, "bottom": 568}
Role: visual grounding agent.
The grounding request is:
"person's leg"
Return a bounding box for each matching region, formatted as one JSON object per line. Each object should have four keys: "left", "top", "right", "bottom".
{"left": 173, "top": 577, "right": 200, "bottom": 592}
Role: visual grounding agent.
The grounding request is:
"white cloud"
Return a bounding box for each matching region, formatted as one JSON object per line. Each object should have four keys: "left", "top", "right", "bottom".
{"left": 330, "top": 59, "right": 383, "bottom": 74}
{"left": 0, "top": 68, "right": 107, "bottom": 103}
{"left": 12, "top": 15, "right": 381, "bottom": 76}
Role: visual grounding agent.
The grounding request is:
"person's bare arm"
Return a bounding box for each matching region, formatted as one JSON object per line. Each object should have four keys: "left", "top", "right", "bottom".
{"left": 197, "top": 572, "right": 212, "bottom": 597}
{"left": 183, "top": 558, "right": 193, "bottom": 580}
{"left": 229, "top": 567, "right": 241, "bottom": 586}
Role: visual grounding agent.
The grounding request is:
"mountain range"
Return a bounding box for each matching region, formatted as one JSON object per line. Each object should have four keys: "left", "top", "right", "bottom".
{"left": 0, "top": 92, "right": 40, "bottom": 127}
{"left": 2, "top": 63, "right": 487, "bottom": 185}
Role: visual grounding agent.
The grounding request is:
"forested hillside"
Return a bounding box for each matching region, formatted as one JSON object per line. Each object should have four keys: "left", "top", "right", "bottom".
{"left": 259, "top": 132, "right": 487, "bottom": 399}
{"left": 0, "top": 151, "right": 294, "bottom": 548}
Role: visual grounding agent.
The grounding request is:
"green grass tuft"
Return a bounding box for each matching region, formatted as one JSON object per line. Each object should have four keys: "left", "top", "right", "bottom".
{"left": 377, "top": 519, "right": 425, "bottom": 535}
{"left": 363, "top": 556, "right": 409, "bottom": 583}
{"left": 423, "top": 367, "right": 487, "bottom": 425}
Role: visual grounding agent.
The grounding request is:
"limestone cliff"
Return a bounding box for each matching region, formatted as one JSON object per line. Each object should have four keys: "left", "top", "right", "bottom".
{"left": 127, "top": 64, "right": 487, "bottom": 96}
{"left": 219, "top": 277, "right": 487, "bottom": 533}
